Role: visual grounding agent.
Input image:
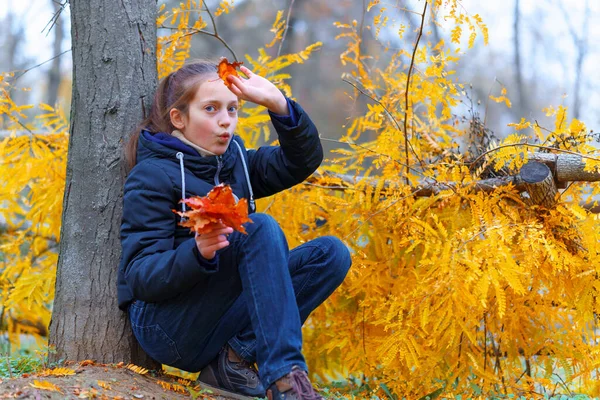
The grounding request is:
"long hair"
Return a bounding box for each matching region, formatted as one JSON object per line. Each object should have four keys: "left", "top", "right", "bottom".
{"left": 124, "top": 60, "right": 219, "bottom": 171}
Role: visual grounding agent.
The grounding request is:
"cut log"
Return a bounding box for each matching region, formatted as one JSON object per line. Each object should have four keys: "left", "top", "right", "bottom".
{"left": 529, "top": 153, "right": 600, "bottom": 183}
{"left": 520, "top": 161, "right": 558, "bottom": 207}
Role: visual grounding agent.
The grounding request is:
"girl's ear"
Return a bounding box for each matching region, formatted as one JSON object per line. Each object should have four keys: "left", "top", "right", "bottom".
{"left": 169, "top": 108, "right": 185, "bottom": 130}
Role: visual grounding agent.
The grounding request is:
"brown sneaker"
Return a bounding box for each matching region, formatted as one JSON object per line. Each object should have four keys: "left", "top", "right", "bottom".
{"left": 266, "top": 366, "right": 323, "bottom": 400}
{"left": 197, "top": 345, "right": 265, "bottom": 399}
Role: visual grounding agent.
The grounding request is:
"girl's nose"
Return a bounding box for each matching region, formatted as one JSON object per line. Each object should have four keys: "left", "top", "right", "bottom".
{"left": 218, "top": 112, "right": 231, "bottom": 127}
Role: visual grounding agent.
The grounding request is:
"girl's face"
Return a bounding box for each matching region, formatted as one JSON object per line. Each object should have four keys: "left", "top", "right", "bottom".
{"left": 171, "top": 74, "right": 239, "bottom": 155}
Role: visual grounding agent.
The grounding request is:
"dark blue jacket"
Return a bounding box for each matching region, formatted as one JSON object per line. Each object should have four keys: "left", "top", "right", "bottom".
{"left": 117, "top": 99, "right": 322, "bottom": 309}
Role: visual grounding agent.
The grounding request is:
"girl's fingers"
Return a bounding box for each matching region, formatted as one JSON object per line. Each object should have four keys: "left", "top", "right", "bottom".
{"left": 197, "top": 232, "right": 229, "bottom": 243}
{"left": 203, "top": 239, "right": 230, "bottom": 252}
{"left": 227, "top": 81, "right": 244, "bottom": 98}
{"left": 239, "top": 65, "right": 252, "bottom": 77}
{"left": 200, "top": 240, "right": 230, "bottom": 259}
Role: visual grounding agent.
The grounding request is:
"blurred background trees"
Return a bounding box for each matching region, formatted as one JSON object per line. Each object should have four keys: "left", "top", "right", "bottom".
{"left": 2, "top": 0, "right": 599, "bottom": 145}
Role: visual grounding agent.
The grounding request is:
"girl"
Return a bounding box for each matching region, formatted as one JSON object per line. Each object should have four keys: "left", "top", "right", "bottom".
{"left": 117, "top": 60, "right": 351, "bottom": 400}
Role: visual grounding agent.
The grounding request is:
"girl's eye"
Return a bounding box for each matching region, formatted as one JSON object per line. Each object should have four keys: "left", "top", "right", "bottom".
{"left": 228, "top": 106, "right": 238, "bottom": 113}
{"left": 205, "top": 105, "right": 215, "bottom": 112}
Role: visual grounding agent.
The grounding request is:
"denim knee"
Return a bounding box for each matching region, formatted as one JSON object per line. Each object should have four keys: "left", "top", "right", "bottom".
{"left": 245, "top": 213, "right": 283, "bottom": 238}
{"left": 317, "top": 236, "right": 352, "bottom": 285}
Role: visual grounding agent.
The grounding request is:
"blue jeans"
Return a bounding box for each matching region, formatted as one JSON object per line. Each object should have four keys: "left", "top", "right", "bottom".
{"left": 128, "top": 213, "right": 351, "bottom": 387}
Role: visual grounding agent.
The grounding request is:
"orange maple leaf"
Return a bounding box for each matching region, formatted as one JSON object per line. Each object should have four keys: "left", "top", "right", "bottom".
{"left": 217, "top": 57, "right": 243, "bottom": 87}
{"left": 175, "top": 184, "right": 252, "bottom": 234}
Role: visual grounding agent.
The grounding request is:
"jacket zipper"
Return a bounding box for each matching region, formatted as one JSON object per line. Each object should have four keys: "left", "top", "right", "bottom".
{"left": 214, "top": 155, "right": 222, "bottom": 185}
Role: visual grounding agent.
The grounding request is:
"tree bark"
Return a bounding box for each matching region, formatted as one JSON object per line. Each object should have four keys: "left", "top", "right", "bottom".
{"left": 529, "top": 152, "right": 600, "bottom": 182}
{"left": 49, "top": 0, "right": 158, "bottom": 366}
{"left": 519, "top": 162, "right": 557, "bottom": 207}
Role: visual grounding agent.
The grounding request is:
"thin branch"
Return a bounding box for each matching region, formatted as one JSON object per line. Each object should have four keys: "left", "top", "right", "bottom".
{"left": 484, "top": 78, "right": 505, "bottom": 127}
{"left": 341, "top": 184, "right": 437, "bottom": 240}
{"left": 201, "top": 2, "right": 238, "bottom": 62}
{"left": 159, "top": 25, "right": 238, "bottom": 62}
{"left": 276, "top": 0, "right": 296, "bottom": 58}
{"left": 403, "top": 1, "right": 428, "bottom": 184}
{"left": 457, "top": 223, "right": 523, "bottom": 252}
{"left": 14, "top": 120, "right": 34, "bottom": 135}
{"left": 303, "top": 181, "right": 355, "bottom": 191}
{"left": 552, "top": 373, "right": 574, "bottom": 397}
{"left": 341, "top": 78, "right": 420, "bottom": 165}
{"left": 12, "top": 50, "right": 71, "bottom": 82}
{"left": 319, "top": 136, "right": 419, "bottom": 174}
{"left": 359, "top": 0, "right": 367, "bottom": 41}
{"left": 42, "top": 1, "right": 68, "bottom": 37}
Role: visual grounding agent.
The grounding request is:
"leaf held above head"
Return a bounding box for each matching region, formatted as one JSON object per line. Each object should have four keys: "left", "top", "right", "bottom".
{"left": 217, "top": 57, "right": 243, "bottom": 87}
{"left": 175, "top": 184, "right": 253, "bottom": 234}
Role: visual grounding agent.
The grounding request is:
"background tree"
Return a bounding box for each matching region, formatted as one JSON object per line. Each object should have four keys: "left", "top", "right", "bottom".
{"left": 45, "top": 0, "right": 65, "bottom": 108}
{"left": 47, "top": 0, "right": 157, "bottom": 365}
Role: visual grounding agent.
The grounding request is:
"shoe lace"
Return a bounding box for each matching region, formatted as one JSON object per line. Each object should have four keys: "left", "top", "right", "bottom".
{"left": 289, "top": 368, "right": 322, "bottom": 400}
{"left": 235, "top": 359, "right": 258, "bottom": 378}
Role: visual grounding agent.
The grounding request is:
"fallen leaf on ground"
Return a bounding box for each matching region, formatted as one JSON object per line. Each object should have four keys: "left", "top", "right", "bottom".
{"left": 29, "top": 380, "right": 62, "bottom": 393}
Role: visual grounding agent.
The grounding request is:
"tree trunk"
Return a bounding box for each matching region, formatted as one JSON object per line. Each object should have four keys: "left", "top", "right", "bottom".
{"left": 49, "top": 0, "right": 158, "bottom": 366}
{"left": 46, "top": 0, "right": 64, "bottom": 107}
{"left": 571, "top": 0, "right": 590, "bottom": 120}
{"left": 512, "top": 0, "right": 527, "bottom": 117}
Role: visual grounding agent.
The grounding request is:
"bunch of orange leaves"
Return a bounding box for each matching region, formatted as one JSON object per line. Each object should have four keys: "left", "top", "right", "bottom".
{"left": 175, "top": 184, "right": 252, "bottom": 234}
{"left": 217, "top": 57, "right": 243, "bottom": 87}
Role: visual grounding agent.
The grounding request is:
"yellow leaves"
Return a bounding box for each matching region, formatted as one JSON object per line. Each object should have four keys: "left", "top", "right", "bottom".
{"left": 450, "top": 25, "right": 462, "bottom": 45}
{"left": 489, "top": 86, "right": 512, "bottom": 108}
{"left": 126, "top": 364, "right": 149, "bottom": 375}
{"left": 373, "top": 7, "right": 388, "bottom": 38}
{"left": 214, "top": 0, "right": 234, "bottom": 17}
{"left": 156, "top": 380, "right": 188, "bottom": 394}
{"left": 30, "top": 380, "right": 62, "bottom": 393}
{"left": 366, "top": 0, "right": 380, "bottom": 12}
{"left": 177, "top": 378, "right": 192, "bottom": 386}
{"left": 156, "top": 3, "right": 168, "bottom": 26}
{"left": 266, "top": 10, "right": 286, "bottom": 48}
{"left": 6, "top": 269, "right": 55, "bottom": 310}
{"left": 233, "top": 30, "right": 322, "bottom": 147}
{"left": 36, "top": 104, "right": 69, "bottom": 133}
{"left": 507, "top": 117, "right": 531, "bottom": 131}
{"left": 97, "top": 380, "right": 111, "bottom": 390}
{"left": 1, "top": 101, "right": 67, "bottom": 347}
{"left": 38, "top": 367, "right": 76, "bottom": 377}
{"left": 157, "top": 0, "right": 207, "bottom": 78}
{"left": 446, "top": 7, "right": 488, "bottom": 48}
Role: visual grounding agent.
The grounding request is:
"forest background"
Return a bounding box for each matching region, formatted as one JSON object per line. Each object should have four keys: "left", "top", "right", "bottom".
{"left": 2, "top": 0, "right": 600, "bottom": 398}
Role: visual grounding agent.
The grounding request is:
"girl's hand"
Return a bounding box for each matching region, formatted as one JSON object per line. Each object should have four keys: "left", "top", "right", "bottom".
{"left": 195, "top": 223, "right": 234, "bottom": 260}
{"left": 226, "top": 66, "right": 289, "bottom": 115}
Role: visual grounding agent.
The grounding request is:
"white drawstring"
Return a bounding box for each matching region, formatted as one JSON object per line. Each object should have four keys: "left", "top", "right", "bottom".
{"left": 233, "top": 140, "right": 256, "bottom": 212}
{"left": 176, "top": 152, "right": 187, "bottom": 221}
{"left": 176, "top": 143, "right": 255, "bottom": 217}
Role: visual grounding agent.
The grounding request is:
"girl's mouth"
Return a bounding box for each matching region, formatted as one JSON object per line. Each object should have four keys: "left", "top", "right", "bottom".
{"left": 216, "top": 133, "right": 231, "bottom": 143}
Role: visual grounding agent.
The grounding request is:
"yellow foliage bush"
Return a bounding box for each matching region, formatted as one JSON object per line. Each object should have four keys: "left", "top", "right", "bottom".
{"left": 2, "top": 1, "right": 600, "bottom": 398}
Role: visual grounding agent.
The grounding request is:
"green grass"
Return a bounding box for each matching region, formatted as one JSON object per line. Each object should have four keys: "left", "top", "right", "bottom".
{"left": 0, "top": 339, "right": 52, "bottom": 379}
{"left": 0, "top": 351, "right": 45, "bottom": 378}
